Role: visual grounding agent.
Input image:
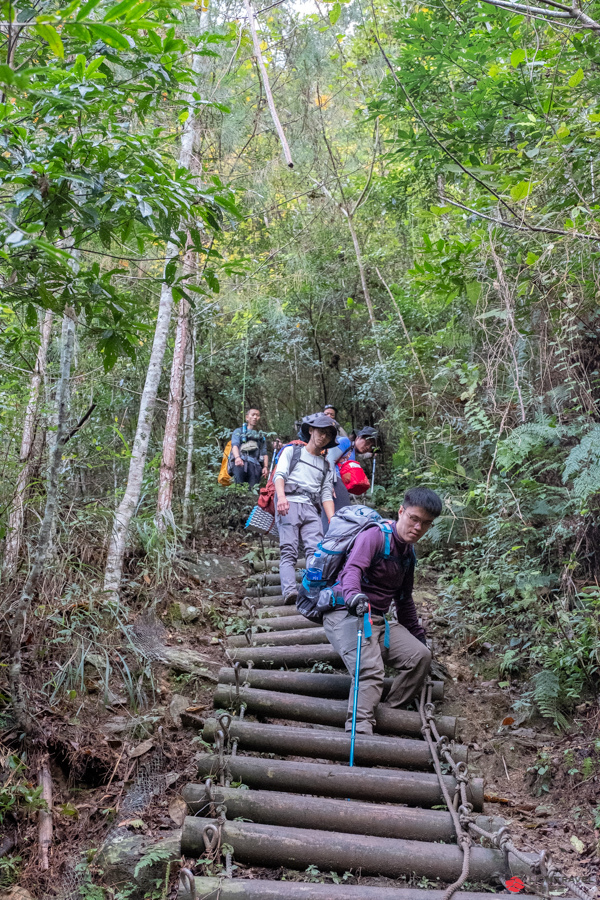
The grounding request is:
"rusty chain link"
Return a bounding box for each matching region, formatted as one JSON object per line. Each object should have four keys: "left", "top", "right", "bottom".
{"left": 419, "top": 682, "right": 595, "bottom": 900}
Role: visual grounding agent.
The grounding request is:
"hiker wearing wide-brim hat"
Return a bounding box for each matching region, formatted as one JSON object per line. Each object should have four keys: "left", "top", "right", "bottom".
{"left": 273, "top": 414, "right": 337, "bottom": 603}
{"left": 297, "top": 413, "right": 340, "bottom": 448}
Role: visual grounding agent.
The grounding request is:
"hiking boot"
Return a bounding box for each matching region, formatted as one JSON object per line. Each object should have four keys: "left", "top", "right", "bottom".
{"left": 284, "top": 589, "right": 298, "bottom": 605}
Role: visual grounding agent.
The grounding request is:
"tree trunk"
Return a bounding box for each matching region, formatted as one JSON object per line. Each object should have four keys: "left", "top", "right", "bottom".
{"left": 346, "top": 216, "right": 384, "bottom": 365}
{"left": 242, "top": 0, "right": 293, "bottom": 168}
{"left": 156, "top": 293, "right": 189, "bottom": 525}
{"left": 182, "top": 324, "right": 196, "bottom": 534}
{"left": 9, "top": 308, "right": 76, "bottom": 734}
{"left": 4, "top": 309, "right": 53, "bottom": 579}
{"left": 102, "top": 53, "right": 202, "bottom": 599}
{"left": 38, "top": 757, "right": 53, "bottom": 871}
{"left": 103, "top": 266, "right": 177, "bottom": 596}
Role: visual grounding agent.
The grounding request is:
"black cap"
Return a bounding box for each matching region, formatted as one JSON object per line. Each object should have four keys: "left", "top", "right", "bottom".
{"left": 356, "top": 426, "right": 378, "bottom": 441}
{"left": 299, "top": 413, "right": 339, "bottom": 448}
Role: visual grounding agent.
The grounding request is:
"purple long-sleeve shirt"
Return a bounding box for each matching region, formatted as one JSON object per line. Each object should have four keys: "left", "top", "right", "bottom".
{"left": 339, "top": 525, "right": 425, "bottom": 641}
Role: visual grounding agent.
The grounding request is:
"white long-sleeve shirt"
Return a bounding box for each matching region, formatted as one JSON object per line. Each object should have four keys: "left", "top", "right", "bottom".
{"left": 273, "top": 446, "right": 334, "bottom": 505}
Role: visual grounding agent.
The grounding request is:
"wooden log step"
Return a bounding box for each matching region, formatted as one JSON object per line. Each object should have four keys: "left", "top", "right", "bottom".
{"left": 183, "top": 784, "right": 501, "bottom": 843}
{"left": 243, "top": 594, "right": 286, "bottom": 607}
{"left": 228, "top": 627, "right": 328, "bottom": 647}
{"left": 256, "top": 605, "right": 300, "bottom": 618}
{"left": 180, "top": 880, "right": 539, "bottom": 900}
{"left": 255, "top": 614, "right": 319, "bottom": 631}
{"left": 213, "top": 685, "right": 457, "bottom": 739}
{"left": 181, "top": 817, "right": 523, "bottom": 880}
{"left": 227, "top": 644, "right": 342, "bottom": 668}
{"left": 248, "top": 559, "right": 305, "bottom": 573}
{"left": 218, "top": 668, "right": 444, "bottom": 701}
{"left": 246, "top": 584, "right": 288, "bottom": 597}
{"left": 195, "top": 754, "right": 482, "bottom": 809}
{"left": 202, "top": 718, "right": 467, "bottom": 768}
{"left": 247, "top": 572, "right": 301, "bottom": 586}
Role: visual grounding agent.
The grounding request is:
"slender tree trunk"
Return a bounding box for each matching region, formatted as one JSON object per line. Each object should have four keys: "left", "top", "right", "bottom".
{"left": 242, "top": 0, "right": 293, "bottom": 168}
{"left": 156, "top": 294, "right": 189, "bottom": 525}
{"left": 47, "top": 314, "right": 75, "bottom": 562}
{"left": 9, "top": 308, "right": 75, "bottom": 734}
{"left": 103, "top": 267, "right": 177, "bottom": 595}
{"left": 38, "top": 757, "right": 53, "bottom": 871}
{"left": 346, "top": 216, "right": 384, "bottom": 366}
{"left": 182, "top": 324, "right": 196, "bottom": 534}
{"left": 4, "top": 309, "right": 53, "bottom": 579}
{"left": 102, "top": 54, "right": 202, "bottom": 599}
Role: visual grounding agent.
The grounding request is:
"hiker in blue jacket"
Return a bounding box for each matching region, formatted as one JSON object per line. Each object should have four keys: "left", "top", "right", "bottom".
{"left": 230, "top": 407, "right": 268, "bottom": 490}
{"left": 321, "top": 426, "right": 379, "bottom": 531}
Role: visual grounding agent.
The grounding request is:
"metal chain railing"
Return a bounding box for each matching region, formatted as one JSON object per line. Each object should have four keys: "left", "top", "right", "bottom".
{"left": 419, "top": 681, "right": 595, "bottom": 900}
{"left": 187, "top": 706, "right": 244, "bottom": 883}
{"left": 419, "top": 683, "right": 471, "bottom": 900}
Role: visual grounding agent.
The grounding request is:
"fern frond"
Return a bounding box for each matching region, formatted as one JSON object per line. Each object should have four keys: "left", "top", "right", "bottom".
{"left": 532, "top": 669, "right": 569, "bottom": 730}
{"left": 497, "top": 422, "right": 564, "bottom": 472}
{"left": 562, "top": 425, "right": 600, "bottom": 501}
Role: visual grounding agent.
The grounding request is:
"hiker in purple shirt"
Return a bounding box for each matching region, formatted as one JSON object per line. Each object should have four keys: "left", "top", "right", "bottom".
{"left": 323, "top": 486, "right": 443, "bottom": 735}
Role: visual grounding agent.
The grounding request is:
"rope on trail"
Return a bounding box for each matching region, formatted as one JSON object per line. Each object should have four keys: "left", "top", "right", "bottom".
{"left": 418, "top": 681, "right": 596, "bottom": 900}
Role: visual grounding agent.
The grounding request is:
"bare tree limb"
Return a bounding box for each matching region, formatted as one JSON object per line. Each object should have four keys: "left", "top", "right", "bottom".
{"left": 475, "top": 0, "right": 600, "bottom": 28}
{"left": 243, "top": 0, "right": 294, "bottom": 168}
{"left": 64, "top": 402, "right": 96, "bottom": 445}
{"left": 351, "top": 119, "right": 379, "bottom": 216}
{"left": 440, "top": 194, "right": 599, "bottom": 240}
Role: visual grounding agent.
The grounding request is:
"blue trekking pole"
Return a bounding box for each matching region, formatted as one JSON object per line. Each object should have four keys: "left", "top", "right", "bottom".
{"left": 349, "top": 615, "right": 365, "bottom": 767}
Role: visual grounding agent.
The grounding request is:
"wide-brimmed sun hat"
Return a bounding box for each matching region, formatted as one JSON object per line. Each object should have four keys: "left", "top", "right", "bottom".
{"left": 299, "top": 413, "right": 339, "bottom": 449}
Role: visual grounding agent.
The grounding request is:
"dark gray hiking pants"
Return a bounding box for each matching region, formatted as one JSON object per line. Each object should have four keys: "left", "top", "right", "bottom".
{"left": 323, "top": 608, "right": 431, "bottom": 734}
{"left": 275, "top": 501, "right": 323, "bottom": 598}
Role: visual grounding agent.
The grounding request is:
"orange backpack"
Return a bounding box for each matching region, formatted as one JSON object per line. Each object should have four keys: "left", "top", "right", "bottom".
{"left": 218, "top": 440, "right": 233, "bottom": 486}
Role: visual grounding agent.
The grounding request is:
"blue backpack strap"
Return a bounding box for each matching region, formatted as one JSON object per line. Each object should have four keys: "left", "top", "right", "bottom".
{"left": 377, "top": 521, "right": 395, "bottom": 559}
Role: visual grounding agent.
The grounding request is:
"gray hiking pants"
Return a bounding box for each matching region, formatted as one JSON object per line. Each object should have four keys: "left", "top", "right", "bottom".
{"left": 323, "top": 608, "right": 432, "bottom": 734}
{"left": 275, "top": 501, "right": 323, "bottom": 598}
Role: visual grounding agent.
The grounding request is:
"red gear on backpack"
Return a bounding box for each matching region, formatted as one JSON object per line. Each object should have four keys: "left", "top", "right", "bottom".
{"left": 338, "top": 459, "right": 370, "bottom": 495}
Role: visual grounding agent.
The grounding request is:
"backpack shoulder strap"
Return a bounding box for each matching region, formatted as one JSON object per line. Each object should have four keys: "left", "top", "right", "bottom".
{"left": 288, "top": 443, "right": 304, "bottom": 477}
{"left": 377, "top": 521, "right": 395, "bottom": 559}
{"left": 318, "top": 452, "right": 328, "bottom": 487}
